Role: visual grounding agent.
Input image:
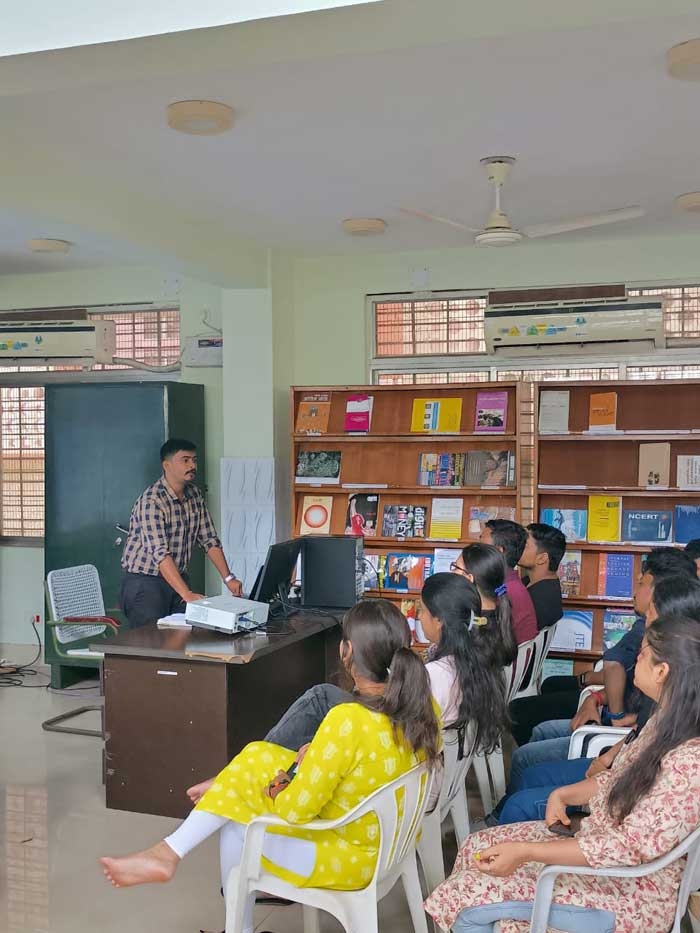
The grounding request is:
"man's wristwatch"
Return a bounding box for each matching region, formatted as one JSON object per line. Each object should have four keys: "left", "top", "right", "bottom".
{"left": 224, "top": 573, "right": 237, "bottom": 584}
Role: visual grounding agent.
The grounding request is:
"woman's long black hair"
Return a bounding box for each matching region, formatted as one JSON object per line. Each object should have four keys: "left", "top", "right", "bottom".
{"left": 342, "top": 599, "right": 440, "bottom": 767}
{"left": 606, "top": 615, "right": 700, "bottom": 822}
{"left": 459, "top": 543, "right": 517, "bottom": 666}
{"left": 421, "top": 572, "right": 509, "bottom": 754}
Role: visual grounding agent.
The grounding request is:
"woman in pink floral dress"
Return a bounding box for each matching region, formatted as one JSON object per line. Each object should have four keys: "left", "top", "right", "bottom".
{"left": 425, "top": 615, "right": 700, "bottom": 933}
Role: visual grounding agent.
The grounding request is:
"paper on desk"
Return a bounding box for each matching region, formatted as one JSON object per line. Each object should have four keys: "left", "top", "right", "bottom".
{"left": 157, "top": 613, "right": 191, "bottom": 629}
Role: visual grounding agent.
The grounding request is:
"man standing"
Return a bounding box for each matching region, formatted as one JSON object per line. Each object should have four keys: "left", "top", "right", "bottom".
{"left": 517, "top": 522, "right": 565, "bottom": 631}
{"left": 120, "top": 438, "right": 241, "bottom": 628}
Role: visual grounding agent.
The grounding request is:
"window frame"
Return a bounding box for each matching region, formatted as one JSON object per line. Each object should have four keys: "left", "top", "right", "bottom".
{"left": 0, "top": 305, "right": 181, "bottom": 546}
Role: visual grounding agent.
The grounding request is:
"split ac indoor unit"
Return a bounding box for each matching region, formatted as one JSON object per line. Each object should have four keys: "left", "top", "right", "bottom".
{"left": 0, "top": 320, "right": 116, "bottom": 364}
{"left": 484, "top": 298, "right": 666, "bottom": 357}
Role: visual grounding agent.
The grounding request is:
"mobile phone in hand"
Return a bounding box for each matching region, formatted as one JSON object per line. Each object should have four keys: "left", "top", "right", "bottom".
{"left": 286, "top": 761, "right": 298, "bottom": 781}
{"left": 548, "top": 820, "right": 575, "bottom": 837}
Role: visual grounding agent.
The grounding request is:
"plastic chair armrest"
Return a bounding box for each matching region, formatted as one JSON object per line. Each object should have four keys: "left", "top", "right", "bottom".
{"left": 568, "top": 725, "right": 631, "bottom": 759}
{"left": 46, "top": 615, "right": 121, "bottom": 632}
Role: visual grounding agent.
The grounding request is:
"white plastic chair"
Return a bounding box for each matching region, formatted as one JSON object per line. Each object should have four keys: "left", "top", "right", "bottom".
{"left": 513, "top": 622, "right": 560, "bottom": 700}
{"left": 417, "top": 723, "right": 477, "bottom": 892}
{"left": 528, "top": 824, "right": 700, "bottom": 933}
{"left": 473, "top": 639, "right": 536, "bottom": 813}
{"left": 568, "top": 723, "right": 632, "bottom": 760}
{"left": 224, "top": 763, "right": 433, "bottom": 933}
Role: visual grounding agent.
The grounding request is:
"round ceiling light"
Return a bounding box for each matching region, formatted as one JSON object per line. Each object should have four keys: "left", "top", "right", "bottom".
{"left": 28, "top": 238, "right": 72, "bottom": 253}
{"left": 667, "top": 39, "right": 700, "bottom": 81}
{"left": 675, "top": 192, "right": 700, "bottom": 212}
{"left": 167, "top": 100, "right": 234, "bottom": 136}
{"left": 341, "top": 218, "right": 387, "bottom": 235}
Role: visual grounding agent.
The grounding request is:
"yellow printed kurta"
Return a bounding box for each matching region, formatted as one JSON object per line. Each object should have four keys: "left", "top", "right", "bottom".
{"left": 196, "top": 702, "right": 425, "bottom": 889}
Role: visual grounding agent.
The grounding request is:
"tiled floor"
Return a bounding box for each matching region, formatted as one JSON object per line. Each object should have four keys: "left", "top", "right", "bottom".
{"left": 0, "top": 666, "right": 483, "bottom": 933}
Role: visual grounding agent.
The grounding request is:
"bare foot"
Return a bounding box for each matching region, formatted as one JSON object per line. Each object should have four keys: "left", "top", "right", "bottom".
{"left": 100, "top": 840, "right": 180, "bottom": 888}
{"left": 186, "top": 778, "right": 215, "bottom": 805}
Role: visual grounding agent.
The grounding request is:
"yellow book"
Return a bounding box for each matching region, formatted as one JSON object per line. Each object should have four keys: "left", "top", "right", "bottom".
{"left": 587, "top": 495, "right": 621, "bottom": 542}
{"left": 410, "top": 397, "right": 463, "bottom": 433}
{"left": 428, "top": 498, "right": 464, "bottom": 540}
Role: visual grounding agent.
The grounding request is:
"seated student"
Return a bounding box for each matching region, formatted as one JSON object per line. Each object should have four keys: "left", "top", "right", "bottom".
{"left": 497, "top": 573, "right": 700, "bottom": 824}
{"left": 426, "top": 615, "right": 700, "bottom": 933}
{"left": 517, "top": 523, "right": 565, "bottom": 631}
{"left": 262, "top": 573, "right": 509, "bottom": 761}
{"left": 99, "top": 598, "right": 440, "bottom": 924}
{"left": 451, "top": 542, "right": 518, "bottom": 666}
{"left": 509, "top": 546, "right": 697, "bottom": 746}
{"left": 481, "top": 519, "right": 537, "bottom": 645}
{"left": 685, "top": 538, "right": 700, "bottom": 575}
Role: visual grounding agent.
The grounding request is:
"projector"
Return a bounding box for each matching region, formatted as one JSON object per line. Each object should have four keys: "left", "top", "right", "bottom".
{"left": 185, "top": 595, "right": 269, "bottom": 634}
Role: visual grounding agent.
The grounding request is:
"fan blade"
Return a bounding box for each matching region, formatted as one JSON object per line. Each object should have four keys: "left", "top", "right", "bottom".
{"left": 399, "top": 207, "right": 480, "bottom": 232}
{"left": 523, "top": 206, "right": 645, "bottom": 239}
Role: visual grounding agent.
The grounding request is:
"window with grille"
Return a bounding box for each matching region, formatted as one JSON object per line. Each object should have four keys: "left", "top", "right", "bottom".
{"left": 377, "top": 370, "right": 490, "bottom": 385}
{"left": 629, "top": 285, "right": 700, "bottom": 338}
{"left": 0, "top": 308, "right": 180, "bottom": 541}
{"left": 374, "top": 296, "right": 486, "bottom": 357}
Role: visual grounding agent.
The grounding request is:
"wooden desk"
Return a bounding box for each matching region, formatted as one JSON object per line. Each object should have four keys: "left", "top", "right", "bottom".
{"left": 99, "top": 614, "right": 343, "bottom": 818}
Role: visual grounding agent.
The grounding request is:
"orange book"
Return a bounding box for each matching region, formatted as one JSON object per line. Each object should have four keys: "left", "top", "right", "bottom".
{"left": 295, "top": 392, "right": 331, "bottom": 434}
{"left": 588, "top": 392, "right": 618, "bottom": 433}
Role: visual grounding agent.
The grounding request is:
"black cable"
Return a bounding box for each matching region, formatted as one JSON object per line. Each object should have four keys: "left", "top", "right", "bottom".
{"left": 0, "top": 618, "right": 51, "bottom": 688}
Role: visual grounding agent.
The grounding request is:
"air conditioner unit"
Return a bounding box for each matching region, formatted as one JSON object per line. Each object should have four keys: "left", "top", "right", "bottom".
{"left": 484, "top": 299, "right": 666, "bottom": 357}
{"left": 0, "top": 320, "right": 116, "bottom": 364}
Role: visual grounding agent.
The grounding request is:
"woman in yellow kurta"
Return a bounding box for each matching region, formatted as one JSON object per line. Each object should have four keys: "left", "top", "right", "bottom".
{"left": 100, "top": 599, "right": 441, "bottom": 925}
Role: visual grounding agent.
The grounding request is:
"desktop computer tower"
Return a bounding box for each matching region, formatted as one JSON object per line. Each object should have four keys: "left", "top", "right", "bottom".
{"left": 301, "top": 535, "right": 364, "bottom": 610}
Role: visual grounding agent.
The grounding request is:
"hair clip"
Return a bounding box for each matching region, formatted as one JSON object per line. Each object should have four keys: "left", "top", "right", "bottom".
{"left": 494, "top": 583, "right": 507, "bottom": 597}
{"left": 468, "top": 610, "right": 489, "bottom": 630}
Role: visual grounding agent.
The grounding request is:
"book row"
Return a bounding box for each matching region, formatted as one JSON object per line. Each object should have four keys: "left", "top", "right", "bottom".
{"left": 300, "top": 493, "right": 515, "bottom": 541}
{"left": 540, "top": 502, "right": 700, "bottom": 545}
{"left": 549, "top": 609, "right": 639, "bottom": 654}
{"left": 558, "top": 551, "right": 636, "bottom": 600}
{"left": 295, "top": 391, "right": 509, "bottom": 436}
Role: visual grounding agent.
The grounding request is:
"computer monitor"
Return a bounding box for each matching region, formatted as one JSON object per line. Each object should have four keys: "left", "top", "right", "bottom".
{"left": 251, "top": 538, "right": 302, "bottom": 608}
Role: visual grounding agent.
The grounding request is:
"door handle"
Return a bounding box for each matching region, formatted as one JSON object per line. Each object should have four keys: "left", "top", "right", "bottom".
{"left": 114, "top": 537, "right": 123, "bottom": 547}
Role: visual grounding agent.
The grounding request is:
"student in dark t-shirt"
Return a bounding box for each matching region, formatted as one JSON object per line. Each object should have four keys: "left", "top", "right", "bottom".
{"left": 518, "top": 522, "right": 565, "bottom": 631}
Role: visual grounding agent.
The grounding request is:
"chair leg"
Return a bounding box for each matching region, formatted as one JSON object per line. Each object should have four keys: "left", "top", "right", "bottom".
{"left": 416, "top": 811, "right": 445, "bottom": 893}
{"left": 41, "top": 705, "right": 103, "bottom": 738}
{"left": 302, "top": 905, "right": 321, "bottom": 933}
{"left": 401, "top": 854, "right": 430, "bottom": 933}
{"left": 488, "top": 748, "right": 507, "bottom": 804}
{"left": 448, "top": 786, "right": 471, "bottom": 846}
{"left": 472, "top": 754, "right": 494, "bottom": 814}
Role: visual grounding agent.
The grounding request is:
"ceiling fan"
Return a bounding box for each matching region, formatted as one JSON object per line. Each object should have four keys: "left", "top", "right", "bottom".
{"left": 401, "top": 156, "right": 644, "bottom": 247}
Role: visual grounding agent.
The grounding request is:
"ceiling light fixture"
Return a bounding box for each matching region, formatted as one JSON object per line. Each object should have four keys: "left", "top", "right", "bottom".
{"left": 167, "top": 100, "right": 234, "bottom": 135}
{"left": 28, "top": 238, "right": 72, "bottom": 253}
{"left": 675, "top": 192, "right": 700, "bottom": 212}
{"left": 341, "top": 218, "right": 387, "bottom": 235}
{"left": 667, "top": 39, "right": 700, "bottom": 81}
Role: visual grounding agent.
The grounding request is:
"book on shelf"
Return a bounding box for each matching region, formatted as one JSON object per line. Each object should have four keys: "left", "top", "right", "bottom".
{"left": 410, "top": 397, "right": 463, "bottom": 433}
{"left": 383, "top": 553, "right": 433, "bottom": 592}
{"left": 381, "top": 504, "right": 426, "bottom": 538}
{"left": 433, "top": 547, "right": 462, "bottom": 574}
{"left": 637, "top": 442, "right": 670, "bottom": 488}
{"left": 428, "top": 498, "right": 463, "bottom": 540}
{"left": 538, "top": 389, "right": 570, "bottom": 434}
{"left": 621, "top": 509, "right": 673, "bottom": 544}
{"left": 677, "top": 455, "right": 700, "bottom": 490}
{"left": 603, "top": 609, "right": 640, "bottom": 650}
{"left": 362, "top": 553, "right": 381, "bottom": 590}
{"left": 587, "top": 495, "right": 621, "bottom": 542}
{"left": 597, "top": 552, "right": 635, "bottom": 599}
{"left": 557, "top": 551, "right": 582, "bottom": 598}
{"left": 551, "top": 610, "right": 593, "bottom": 652}
{"left": 299, "top": 495, "right": 333, "bottom": 535}
{"left": 674, "top": 505, "right": 700, "bottom": 544}
{"left": 588, "top": 391, "right": 618, "bottom": 433}
{"left": 295, "top": 450, "right": 341, "bottom": 485}
{"left": 539, "top": 508, "right": 587, "bottom": 543}
{"left": 474, "top": 390, "right": 508, "bottom": 434}
{"left": 295, "top": 391, "right": 331, "bottom": 435}
{"left": 344, "top": 393, "right": 373, "bottom": 434}
{"left": 344, "top": 493, "right": 379, "bottom": 537}
{"left": 465, "top": 449, "right": 515, "bottom": 487}
{"left": 467, "top": 505, "right": 516, "bottom": 540}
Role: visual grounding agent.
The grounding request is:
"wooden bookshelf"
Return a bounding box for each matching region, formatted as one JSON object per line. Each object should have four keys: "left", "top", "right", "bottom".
{"left": 536, "top": 379, "right": 700, "bottom": 663}
{"left": 291, "top": 382, "right": 523, "bottom": 606}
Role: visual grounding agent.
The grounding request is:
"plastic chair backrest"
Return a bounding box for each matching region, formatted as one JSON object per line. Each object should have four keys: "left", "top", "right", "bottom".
{"left": 675, "top": 826, "right": 700, "bottom": 930}
{"left": 504, "top": 638, "right": 535, "bottom": 702}
{"left": 47, "top": 565, "right": 107, "bottom": 645}
{"left": 515, "top": 621, "right": 560, "bottom": 697}
{"left": 438, "top": 724, "right": 477, "bottom": 821}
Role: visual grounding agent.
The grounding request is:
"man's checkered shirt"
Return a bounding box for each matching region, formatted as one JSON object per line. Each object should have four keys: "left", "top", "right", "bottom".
{"left": 121, "top": 477, "right": 221, "bottom": 575}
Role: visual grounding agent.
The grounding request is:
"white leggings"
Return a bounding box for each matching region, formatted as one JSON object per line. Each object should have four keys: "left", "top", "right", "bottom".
{"left": 164, "top": 810, "right": 317, "bottom": 932}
